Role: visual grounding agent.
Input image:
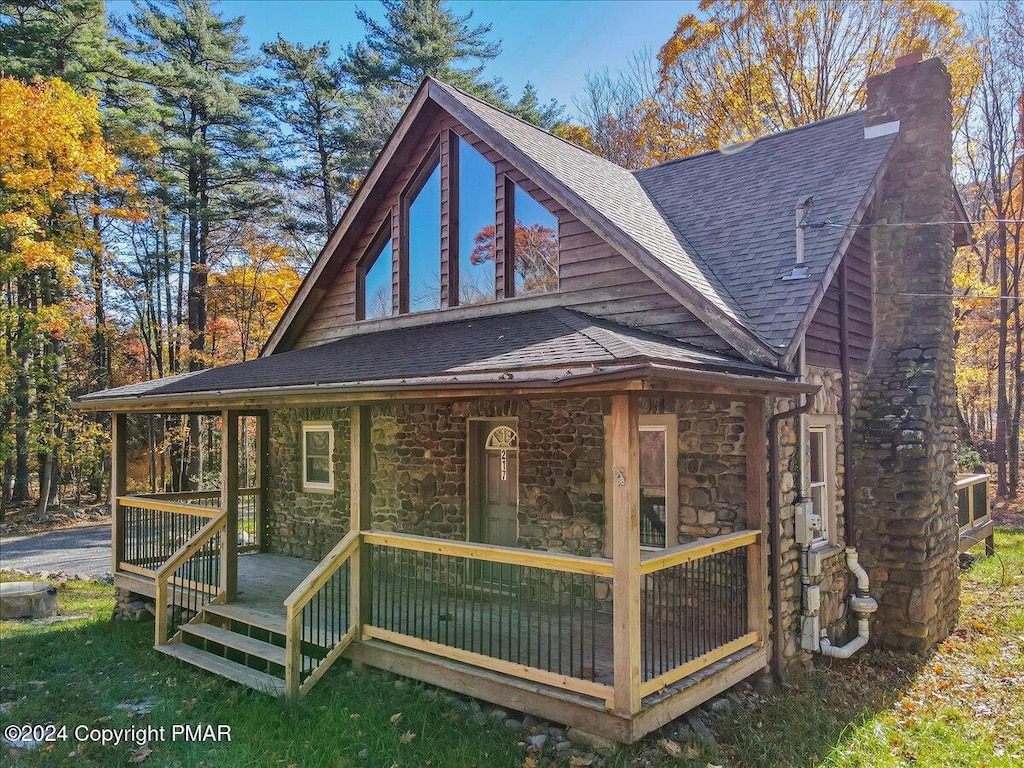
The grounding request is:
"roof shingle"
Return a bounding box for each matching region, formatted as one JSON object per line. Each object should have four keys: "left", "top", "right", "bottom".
{"left": 77, "top": 308, "right": 784, "bottom": 405}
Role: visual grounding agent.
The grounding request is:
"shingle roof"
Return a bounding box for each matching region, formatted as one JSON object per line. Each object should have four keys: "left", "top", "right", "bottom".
{"left": 634, "top": 112, "right": 894, "bottom": 350}
{"left": 77, "top": 308, "right": 785, "bottom": 406}
{"left": 430, "top": 81, "right": 895, "bottom": 354}
{"left": 431, "top": 81, "right": 748, "bottom": 326}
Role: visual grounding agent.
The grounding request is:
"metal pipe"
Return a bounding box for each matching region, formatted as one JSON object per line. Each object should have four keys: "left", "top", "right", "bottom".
{"left": 768, "top": 397, "right": 814, "bottom": 680}
{"left": 839, "top": 257, "right": 856, "bottom": 539}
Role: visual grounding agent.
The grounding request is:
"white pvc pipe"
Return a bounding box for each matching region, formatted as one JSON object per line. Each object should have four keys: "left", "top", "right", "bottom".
{"left": 845, "top": 547, "right": 869, "bottom": 593}
{"left": 819, "top": 618, "right": 870, "bottom": 659}
{"left": 816, "top": 547, "right": 877, "bottom": 659}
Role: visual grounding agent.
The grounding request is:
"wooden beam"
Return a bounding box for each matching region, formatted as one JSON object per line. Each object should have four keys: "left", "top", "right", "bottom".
{"left": 744, "top": 398, "right": 770, "bottom": 647}
{"left": 363, "top": 531, "right": 615, "bottom": 577}
{"left": 221, "top": 410, "right": 240, "bottom": 600}
{"left": 610, "top": 393, "right": 641, "bottom": 717}
{"left": 257, "top": 411, "right": 270, "bottom": 552}
{"left": 638, "top": 530, "right": 759, "bottom": 575}
{"left": 638, "top": 632, "right": 760, "bottom": 698}
{"left": 350, "top": 405, "right": 373, "bottom": 635}
{"left": 116, "top": 496, "right": 219, "bottom": 517}
{"left": 362, "top": 626, "right": 614, "bottom": 702}
{"left": 111, "top": 413, "right": 127, "bottom": 574}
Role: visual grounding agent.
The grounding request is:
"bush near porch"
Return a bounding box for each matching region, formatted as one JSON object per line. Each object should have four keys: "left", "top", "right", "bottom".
{"left": 2, "top": 531, "right": 1022, "bottom": 767}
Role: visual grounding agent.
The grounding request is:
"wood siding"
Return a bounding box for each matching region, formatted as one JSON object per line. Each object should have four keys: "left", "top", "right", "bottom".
{"left": 290, "top": 105, "right": 729, "bottom": 352}
{"left": 805, "top": 230, "right": 873, "bottom": 371}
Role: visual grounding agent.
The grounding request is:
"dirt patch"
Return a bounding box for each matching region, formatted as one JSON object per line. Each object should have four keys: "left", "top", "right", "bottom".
{"left": 991, "top": 488, "right": 1024, "bottom": 531}
{"left": 0, "top": 501, "right": 110, "bottom": 538}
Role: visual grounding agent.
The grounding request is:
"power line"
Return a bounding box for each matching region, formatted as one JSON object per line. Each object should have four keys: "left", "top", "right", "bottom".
{"left": 877, "top": 292, "right": 1023, "bottom": 300}
{"left": 813, "top": 219, "right": 1024, "bottom": 229}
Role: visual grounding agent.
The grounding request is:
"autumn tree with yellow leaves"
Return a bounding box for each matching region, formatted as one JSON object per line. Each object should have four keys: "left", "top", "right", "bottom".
{"left": 0, "top": 77, "right": 139, "bottom": 516}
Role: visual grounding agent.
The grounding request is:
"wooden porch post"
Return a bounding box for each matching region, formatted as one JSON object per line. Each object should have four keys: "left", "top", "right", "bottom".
{"left": 350, "top": 405, "right": 372, "bottom": 635}
{"left": 744, "top": 398, "right": 770, "bottom": 649}
{"left": 110, "top": 412, "right": 127, "bottom": 574}
{"left": 610, "top": 393, "right": 641, "bottom": 717}
{"left": 257, "top": 411, "right": 270, "bottom": 552}
{"left": 220, "top": 410, "right": 240, "bottom": 600}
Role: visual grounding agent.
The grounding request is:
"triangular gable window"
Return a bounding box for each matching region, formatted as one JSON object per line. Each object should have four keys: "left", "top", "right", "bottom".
{"left": 358, "top": 222, "right": 393, "bottom": 320}
{"left": 510, "top": 184, "right": 558, "bottom": 297}
{"left": 405, "top": 149, "right": 442, "bottom": 313}
{"left": 354, "top": 122, "right": 560, "bottom": 321}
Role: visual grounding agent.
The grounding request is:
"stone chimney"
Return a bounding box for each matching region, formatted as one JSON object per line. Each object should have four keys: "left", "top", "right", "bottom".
{"left": 852, "top": 56, "right": 959, "bottom": 651}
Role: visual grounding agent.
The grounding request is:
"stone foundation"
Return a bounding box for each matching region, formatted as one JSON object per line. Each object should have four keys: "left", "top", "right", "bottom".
{"left": 114, "top": 587, "right": 154, "bottom": 621}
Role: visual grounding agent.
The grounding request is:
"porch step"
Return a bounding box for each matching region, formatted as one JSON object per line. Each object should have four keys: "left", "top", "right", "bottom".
{"left": 156, "top": 641, "right": 285, "bottom": 696}
{"left": 180, "top": 622, "right": 287, "bottom": 667}
{"left": 203, "top": 603, "right": 286, "bottom": 636}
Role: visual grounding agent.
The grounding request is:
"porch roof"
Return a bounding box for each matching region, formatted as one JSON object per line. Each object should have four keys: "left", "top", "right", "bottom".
{"left": 76, "top": 308, "right": 809, "bottom": 411}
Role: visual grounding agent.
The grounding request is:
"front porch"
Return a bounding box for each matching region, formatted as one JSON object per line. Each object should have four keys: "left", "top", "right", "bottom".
{"left": 115, "top": 528, "right": 765, "bottom": 742}
{"left": 105, "top": 385, "right": 785, "bottom": 744}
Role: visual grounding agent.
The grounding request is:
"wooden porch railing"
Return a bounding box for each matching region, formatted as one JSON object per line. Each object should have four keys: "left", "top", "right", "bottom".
{"left": 117, "top": 496, "right": 219, "bottom": 576}
{"left": 361, "top": 531, "right": 616, "bottom": 703}
{"left": 279, "top": 528, "right": 765, "bottom": 708}
{"left": 116, "top": 488, "right": 261, "bottom": 574}
{"left": 154, "top": 510, "right": 228, "bottom": 644}
{"left": 638, "top": 530, "right": 761, "bottom": 698}
{"left": 956, "top": 473, "right": 994, "bottom": 555}
{"left": 283, "top": 530, "right": 360, "bottom": 698}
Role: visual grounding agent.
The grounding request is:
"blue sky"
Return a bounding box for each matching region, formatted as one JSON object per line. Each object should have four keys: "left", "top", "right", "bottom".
{"left": 202, "top": 0, "right": 697, "bottom": 114}
{"left": 108, "top": 0, "right": 984, "bottom": 117}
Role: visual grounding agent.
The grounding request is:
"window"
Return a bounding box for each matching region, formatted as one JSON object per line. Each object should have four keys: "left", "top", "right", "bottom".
{"left": 359, "top": 228, "right": 393, "bottom": 320}
{"left": 639, "top": 426, "right": 668, "bottom": 549}
{"left": 807, "top": 423, "right": 834, "bottom": 544}
{"left": 302, "top": 423, "right": 334, "bottom": 492}
{"left": 406, "top": 158, "right": 442, "bottom": 313}
{"left": 455, "top": 137, "right": 497, "bottom": 305}
{"left": 510, "top": 184, "right": 558, "bottom": 297}
{"left": 604, "top": 414, "right": 678, "bottom": 552}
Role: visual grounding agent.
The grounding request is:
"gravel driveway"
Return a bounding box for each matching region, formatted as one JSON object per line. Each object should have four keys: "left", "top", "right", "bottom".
{"left": 0, "top": 523, "right": 111, "bottom": 578}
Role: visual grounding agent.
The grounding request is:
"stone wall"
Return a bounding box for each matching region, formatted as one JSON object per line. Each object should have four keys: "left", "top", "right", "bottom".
{"left": 368, "top": 398, "right": 607, "bottom": 555}
{"left": 853, "top": 56, "right": 960, "bottom": 652}
{"left": 638, "top": 396, "right": 747, "bottom": 543}
{"left": 266, "top": 406, "right": 352, "bottom": 560}
{"left": 264, "top": 396, "right": 753, "bottom": 562}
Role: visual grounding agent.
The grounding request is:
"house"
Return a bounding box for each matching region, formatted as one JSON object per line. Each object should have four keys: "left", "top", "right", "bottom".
{"left": 76, "top": 54, "right": 968, "bottom": 743}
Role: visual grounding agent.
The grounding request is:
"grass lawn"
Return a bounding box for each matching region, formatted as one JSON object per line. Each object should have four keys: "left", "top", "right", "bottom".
{"left": 2, "top": 531, "right": 1021, "bottom": 767}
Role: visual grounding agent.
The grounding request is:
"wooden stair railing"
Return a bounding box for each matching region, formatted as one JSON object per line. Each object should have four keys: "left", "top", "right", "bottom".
{"left": 154, "top": 510, "right": 229, "bottom": 646}
{"left": 283, "top": 529, "right": 360, "bottom": 698}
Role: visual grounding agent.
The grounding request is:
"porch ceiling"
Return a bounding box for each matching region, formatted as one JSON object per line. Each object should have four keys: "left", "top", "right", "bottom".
{"left": 75, "top": 308, "right": 811, "bottom": 412}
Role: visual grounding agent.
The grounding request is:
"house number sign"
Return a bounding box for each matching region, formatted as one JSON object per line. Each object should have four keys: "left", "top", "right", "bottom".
{"left": 485, "top": 425, "right": 518, "bottom": 482}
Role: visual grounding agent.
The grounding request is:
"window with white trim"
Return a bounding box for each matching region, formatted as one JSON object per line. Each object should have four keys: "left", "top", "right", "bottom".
{"left": 604, "top": 414, "right": 678, "bottom": 552}
{"left": 302, "top": 423, "right": 334, "bottom": 492}
{"left": 807, "top": 423, "right": 834, "bottom": 544}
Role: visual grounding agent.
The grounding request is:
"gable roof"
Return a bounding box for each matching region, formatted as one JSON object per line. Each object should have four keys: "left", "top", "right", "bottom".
{"left": 265, "top": 77, "right": 905, "bottom": 368}
{"left": 76, "top": 308, "right": 796, "bottom": 410}
{"left": 634, "top": 112, "right": 895, "bottom": 353}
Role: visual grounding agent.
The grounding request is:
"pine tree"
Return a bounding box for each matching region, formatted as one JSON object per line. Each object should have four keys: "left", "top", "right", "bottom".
{"left": 123, "top": 0, "right": 275, "bottom": 374}
{"left": 259, "top": 36, "right": 357, "bottom": 241}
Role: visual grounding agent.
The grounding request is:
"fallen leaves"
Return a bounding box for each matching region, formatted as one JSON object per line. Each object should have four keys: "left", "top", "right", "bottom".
{"left": 658, "top": 737, "right": 683, "bottom": 757}
{"left": 127, "top": 745, "right": 152, "bottom": 763}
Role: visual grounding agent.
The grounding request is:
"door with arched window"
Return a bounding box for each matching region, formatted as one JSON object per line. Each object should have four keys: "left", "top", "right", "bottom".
{"left": 469, "top": 420, "right": 518, "bottom": 547}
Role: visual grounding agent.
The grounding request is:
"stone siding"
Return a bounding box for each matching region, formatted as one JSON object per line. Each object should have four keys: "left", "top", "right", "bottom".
{"left": 266, "top": 406, "right": 352, "bottom": 560}
{"left": 638, "top": 396, "right": 747, "bottom": 543}
{"left": 368, "top": 398, "right": 607, "bottom": 555}
{"left": 853, "top": 57, "right": 960, "bottom": 652}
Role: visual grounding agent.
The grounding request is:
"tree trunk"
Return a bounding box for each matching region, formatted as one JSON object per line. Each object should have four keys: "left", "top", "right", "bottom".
{"left": 996, "top": 222, "right": 1010, "bottom": 496}
{"left": 12, "top": 276, "right": 32, "bottom": 504}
